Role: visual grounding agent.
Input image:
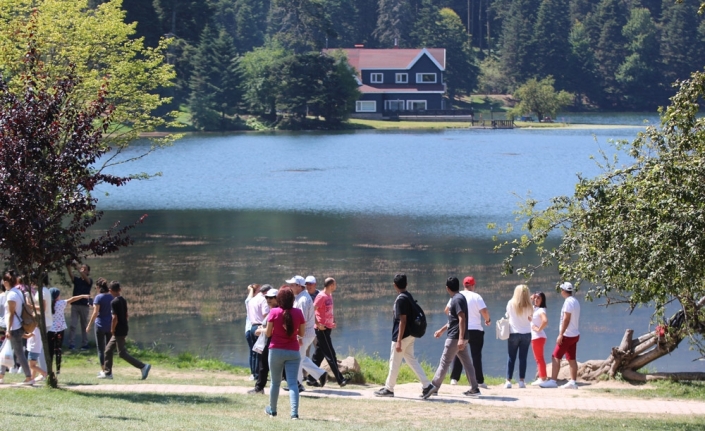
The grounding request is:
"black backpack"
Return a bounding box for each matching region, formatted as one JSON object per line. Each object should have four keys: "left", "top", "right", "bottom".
{"left": 399, "top": 292, "right": 427, "bottom": 338}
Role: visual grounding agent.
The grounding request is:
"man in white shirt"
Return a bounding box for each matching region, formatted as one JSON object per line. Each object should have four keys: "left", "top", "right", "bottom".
{"left": 540, "top": 282, "right": 581, "bottom": 389}
{"left": 449, "top": 276, "right": 490, "bottom": 388}
{"left": 246, "top": 284, "right": 271, "bottom": 381}
{"left": 287, "top": 275, "right": 327, "bottom": 391}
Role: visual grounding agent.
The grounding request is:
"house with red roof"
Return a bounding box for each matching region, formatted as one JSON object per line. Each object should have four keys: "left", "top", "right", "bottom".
{"left": 323, "top": 47, "right": 447, "bottom": 117}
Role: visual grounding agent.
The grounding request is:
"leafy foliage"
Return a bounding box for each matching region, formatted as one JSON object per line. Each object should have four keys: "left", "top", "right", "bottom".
{"left": 509, "top": 76, "right": 573, "bottom": 120}
{"left": 496, "top": 70, "right": 705, "bottom": 353}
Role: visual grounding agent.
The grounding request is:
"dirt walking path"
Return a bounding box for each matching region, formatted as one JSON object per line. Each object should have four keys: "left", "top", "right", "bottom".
{"left": 67, "top": 381, "right": 705, "bottom": 416}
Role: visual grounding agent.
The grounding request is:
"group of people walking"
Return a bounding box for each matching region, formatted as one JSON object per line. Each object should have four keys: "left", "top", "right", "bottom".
{"left": 246, "top": 272, "right": 582, "bottom": 419}
{"left": 0, "top": 263, "right": 151, "bottom": 384}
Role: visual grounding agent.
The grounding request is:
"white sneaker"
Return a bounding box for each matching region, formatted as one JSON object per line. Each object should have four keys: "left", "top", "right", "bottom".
{"left": 0, "top": 378, "right": 4, "bottom": 384}
{"left": 530, "top": 379, "right": 544, "bottom": 386}
{"left": 539, "top": 379, "right": 558, "bottom": 388}
{"left": 561, "top": 380, "right": 579, "bottom": 389}
{"left": 34, "top": 375, "right": 45, "bottom": 382}
{"left": 10, "top": 366, "right": 19, "bottom": 374}
{"left": 478, "top": 383, "right": 488, "bottom": 389}
{"left": 504, "top": 380, "right": 512, "bottom": 389}
{"left": 248, "top": 375, "right": 256, "bottom": 381}
{"left": 518, "top": 380, "right": 526, "bottom": 388}
{"left": 97, "top": 371, "right": 106, "bottom": 378}
{"left": 450, "top": 379, "right": 458, "bottom": 385}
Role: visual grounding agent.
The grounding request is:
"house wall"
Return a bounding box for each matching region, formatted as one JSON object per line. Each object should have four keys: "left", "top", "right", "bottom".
{"left": 358, "top": 93, "right": 443, "bottom": 112}
{"left": 360, "top": 54, "right": 443, "bottom": 85}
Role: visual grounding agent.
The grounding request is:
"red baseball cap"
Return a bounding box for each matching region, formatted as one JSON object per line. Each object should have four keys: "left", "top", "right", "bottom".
{"left": 463, "top": 276, "right": 475, "bottom": 287}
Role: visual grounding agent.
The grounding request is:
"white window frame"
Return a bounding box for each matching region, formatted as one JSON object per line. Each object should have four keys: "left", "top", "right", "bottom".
{"left": 370, "top": 73, "right": 384, "bottom": 84}
{"left": 395, "top": 73, "right": 408, "bottom": 84}
{"left": 356, "top": 100, "right": 377, "bottom": 112}
{"left": 384, "top": 100, "right": 405, "bottom": 111}
{"left": 407, "top": 100, "right": 427, "bottom": 111}
{"left": 416, "top": 73, "right": 437, "bottom": 83}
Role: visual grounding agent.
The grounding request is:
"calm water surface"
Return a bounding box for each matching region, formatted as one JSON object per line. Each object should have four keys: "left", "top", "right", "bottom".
{"left": 79, "top": 128, "right": 701, "bottom": 377}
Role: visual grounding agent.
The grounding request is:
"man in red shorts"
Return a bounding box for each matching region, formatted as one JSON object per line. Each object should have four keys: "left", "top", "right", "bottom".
{"left": 540, "top": 282, "right": 581, "bottom": 389}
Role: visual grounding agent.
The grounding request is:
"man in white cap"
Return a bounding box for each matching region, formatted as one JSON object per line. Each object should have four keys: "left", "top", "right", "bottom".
{"left": 540, "top": 282, "right": 581, "bottom": 389}
{"left": 305, "top": 276, "right": 319, "bottom": 303}
{"left": 285, "top": 275, "right": 328, "bottom": 391}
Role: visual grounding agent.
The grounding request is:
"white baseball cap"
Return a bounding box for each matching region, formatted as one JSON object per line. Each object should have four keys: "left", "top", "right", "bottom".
{"left": 305, "top": 275, "right": 316, "bottom": 284}
{"left": 285, "top": 275, "right": 305, "bottom": 286}
{"left": 560, "top": 282, "right": 574, "bottom": 292}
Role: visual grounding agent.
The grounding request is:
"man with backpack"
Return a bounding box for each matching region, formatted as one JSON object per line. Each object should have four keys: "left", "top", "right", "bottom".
{"left": 374, "top": 274, "right": 431, "bottom": 397}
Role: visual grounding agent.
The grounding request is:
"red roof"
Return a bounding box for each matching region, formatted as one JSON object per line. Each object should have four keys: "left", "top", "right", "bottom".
{"left": 323, "top": 48, "right": 446, "bottom": 74}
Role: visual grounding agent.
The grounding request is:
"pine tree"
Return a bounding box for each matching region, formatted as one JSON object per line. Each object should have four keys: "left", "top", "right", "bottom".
{"left": 374, "top": 0, "right": 413, "bottom": 47}
{"left": 188, "top": 25, "right": 241, "bottom": 130}
{"left": 532, "top": 0, "right": 572, "bottom": 90}
{"left": 565, "top": 20, "right": 599, "bottom": 105}
{"left": 616, "top": 8, "right": 662, "bottom": 109}
{"left": 499, "top": 0, "right": 540, "bottom": 87}
{"left": 353, "top": 0, "right": 380, "bottom": 47}
{"left": 268, "top": 0, "right": 334, "bottom": 53}
{"left": 153, "top": 0, "right": 216, "bottom": 45}
{"left": 324, "top": 0, "right": 358, "bottom": 48}
{"left": 660, "top": 0, "right": 705, "bottom": 86}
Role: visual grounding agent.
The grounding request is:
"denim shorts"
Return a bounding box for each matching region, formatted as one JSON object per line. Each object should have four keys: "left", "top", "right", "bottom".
{"left": 28, "top": 352, "right": 40, "bottom": 361}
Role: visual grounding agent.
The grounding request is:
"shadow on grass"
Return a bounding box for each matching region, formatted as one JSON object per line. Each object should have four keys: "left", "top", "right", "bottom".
{"left": 72, "top": 390, "right": 232, "bottom": 405}
{"left": 96, "top": 415, "right": 145, "bottom": 422}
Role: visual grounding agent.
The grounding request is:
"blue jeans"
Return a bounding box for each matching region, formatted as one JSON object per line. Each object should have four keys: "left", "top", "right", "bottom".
{"left": 268, "top": 348, "right": 301, "bottom": 417}
{"left": 246, "top": 325, "right": 260, "bottom": 378}
{"left": 506, "top": 333, "right": 531, "bottom": 380}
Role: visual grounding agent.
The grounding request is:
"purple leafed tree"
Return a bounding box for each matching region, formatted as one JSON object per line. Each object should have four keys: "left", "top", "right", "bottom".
{"left": 0, "top": 40, "right": 146, "bottom": 387}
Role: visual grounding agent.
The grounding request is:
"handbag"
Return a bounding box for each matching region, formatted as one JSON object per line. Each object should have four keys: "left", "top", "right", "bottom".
{"left": 252, "top": 332, "right": 267, "bottom": 354}
{"left": 496, "top": 315, "right": 510, "bottom": 340}
{"left": 0, "top": 339, "right": 14, "bottom": 369}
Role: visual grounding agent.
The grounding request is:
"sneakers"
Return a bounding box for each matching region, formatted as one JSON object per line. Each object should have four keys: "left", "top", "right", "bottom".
{"left": 81, "top": 344, "right": 90, "bottom": 351}
{"left": 463, "top": 388, "right": 481, "bottom": 397}
{"left": 10, "top": 366, "right": 20, "bottom": 374}
{"left": 265, "top": 406, "right": 276, "bottom": 417}
{"left": 247, "top": 388, "right": 264, "bottom": 395}
{"left": 518, "top": 380, "right": 526, "bottom": 388}
{"left": 0, "top": 378, "right": 3, "bottom": 384}
{"left": 531, "top": 379, "right": 545, "bottom": 386}
{"left": 291, "top": 415, "right": 299, "bottom": 420}
{"left": 68, "top": 344, "right": 75, "bottom": 350}
{"left": 539, "top": 379, "right": 558, "bottom": 388}
{"left": 318, "top": 373, "right": 328, "bottom": 388}
{"left": 34, "top": 375, "right": 46, "bottom": 382}
{"left": 20, "top": 379, "right": 35, "bottom": 386}
{"left": 339, "top": 377, "right": 350, "bottom": 387}
{"left": 561, "top": 380, "right": 579, "bottom": 389}
{"left": 248, "top": 375, "right": 256, "bottom": 381}
{"left": 478, "top": 383, "right": 488, "bottom": 389}
{"left": 374, "top": 388, "right": 394, "bottom": 397}
{"left": 283, "top": 383, "right": 305, "bottom": 392}
{"left": 504, "top": 380, "right": 512, "bottom": 389}
{"left": 97, "top": 373, "right": 113, "bottom": 380}
{"left": 421, "top": 384, "right": 438, "bottom": 400}
{"left": 450, "top": 379, "right": 458, "bottom": 385}
{"left": 141, "top": 364, "right": 151, "bottom": 380}
{"left": 97, "top": 371, "right": 106, "bottom": 378}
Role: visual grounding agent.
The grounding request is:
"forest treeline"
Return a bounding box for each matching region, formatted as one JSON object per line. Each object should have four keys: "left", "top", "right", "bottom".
{"left": 94, "top": 0, "right": 705, "bottom": 129}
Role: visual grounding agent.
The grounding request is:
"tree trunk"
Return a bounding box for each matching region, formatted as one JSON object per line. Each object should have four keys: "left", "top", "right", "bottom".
{"left": 564, "top": 296, "right": 705, "bottom": 383}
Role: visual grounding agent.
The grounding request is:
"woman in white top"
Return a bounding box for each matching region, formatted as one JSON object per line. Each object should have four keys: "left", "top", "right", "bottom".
{"left": 530, "top": 291, "right": 548, "bottom": 385}
{"left": 504, "top": 284, "right": 533, "bottom": 388}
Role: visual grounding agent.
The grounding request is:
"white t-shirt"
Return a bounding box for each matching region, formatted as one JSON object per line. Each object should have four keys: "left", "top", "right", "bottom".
{"left": 506, "top": 301, "right": 532, "bottom": 334}
{"left": 0, "top": 292, "right": 6, "bottom": 328}
{"left": 531, "top": 307, "right": 547, "bottom": 340}
{"left": 462, "top": 290, "right": 487, "bottom": 331}
{"left": 4, "top": 287, "right": 24, "bottom": 331}
{"left": 34, "top": 287, "right": 53, "bottom": 329}
{"left": 27, "top": 326, "right": 43, "bottom": 354}
{"left": 294, "top": 290, "right": 315, "bottom": 332}
{"left": 560, "top": 296, "right": 581, "bottom": 337}
{"left": 246, "top": 294, "right": 270, "bottom": 325}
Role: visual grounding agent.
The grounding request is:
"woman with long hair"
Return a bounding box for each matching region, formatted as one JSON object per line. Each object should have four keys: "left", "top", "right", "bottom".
{"left": 86, "top": 278, "right": 112, "bottom": 377}
{"left": 47, "top": 288, "right": 89, "bottom": 375}
{"left": 504, "top": 284, "right": 533, "bottom": 388}
{"left": 264, "top": 286, "right": 305, "bottom": 419}
{"left": 530, "top": 291, "right": 549, "bottom": 385}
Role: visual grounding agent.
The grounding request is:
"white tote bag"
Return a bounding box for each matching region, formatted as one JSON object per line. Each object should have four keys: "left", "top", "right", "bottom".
{"left": 496, "top": 316, "right": 510, "bottom": 340}
{"left": 252, "top": 332, "right": 267, "bottom": 354}
{"left": 0, "top": 339, "right": 14, "bottom": 369}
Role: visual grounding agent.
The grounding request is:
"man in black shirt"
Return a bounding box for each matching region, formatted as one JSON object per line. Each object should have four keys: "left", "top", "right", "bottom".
{"left": 422, "top": 277, "right": 481, "bottom": 399}
{"left": 99, "top": 281, "right": 151, "bottom": 380}
{"left": 374, "top": 274, "right": 431, "bottom": 397}
{"left": 66, "top": 262, "right": 93, "bottom": 350}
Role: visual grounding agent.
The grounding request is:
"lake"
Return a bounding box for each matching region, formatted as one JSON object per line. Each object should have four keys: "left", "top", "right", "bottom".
{"left": 77, "top": 126, "right": 701, "bottom": 378}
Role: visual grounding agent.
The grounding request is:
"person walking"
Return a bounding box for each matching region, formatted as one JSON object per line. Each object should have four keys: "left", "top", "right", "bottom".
{"left": 287, "top": 275, "right": 327, "bottom": 392}
{"left": 46, "top": 288, "right": 89, "bottom": 376}
{"left": 65, "top": 261, "right": 93, "bottom": 350}
{"left": 422, "top": 277, "right": 480, "bottom": 399}
{"left": 530, "top": 291, "right": 549, "bottom": 385}
{"left": 312, "top": 277, "right": 348, "bottom": 387}
{"left": 1, "top": 270, "right": 33, "bottom": 385}
{"left": 448, "top": 276, "right": 490, "bottom": 388}
{"left": 540, "top": 282, "right": 581, "bottom": 389}
{"left": 374, "top": 274, "right": 430, "bottom": 397}
{"left": 100, "top": 281, "right": 151, "bottom": 380}
{"left": 248, "top": 288, "right": 279, "bottom": 395}
{"left": 86, "top": 278, "right": 113, "bottom": 377}
{"left": 244, "top": 283, "right": 260, "bottom": 380}
{"left": 246, "top": 284, "right": 270, "bottom": 381}
{"left": 264, "top": 287, "right": 305, "bottom": 419}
